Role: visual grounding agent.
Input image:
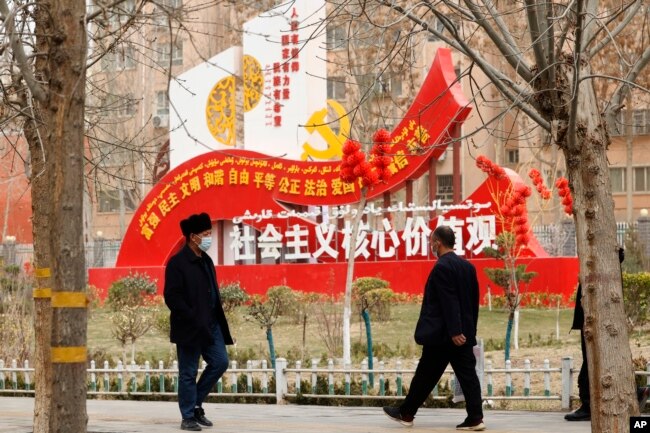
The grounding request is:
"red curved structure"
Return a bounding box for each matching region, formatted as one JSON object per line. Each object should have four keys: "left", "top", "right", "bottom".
{"left": 115, "top": 48, "right": 471, "bottom": 267}
{"left": 88, "top": 48, "right": 577, "bottom": 302}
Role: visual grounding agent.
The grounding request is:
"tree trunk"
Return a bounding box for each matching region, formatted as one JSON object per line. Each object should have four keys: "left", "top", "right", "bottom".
{"left": 45, "top": 1, "right": 89, "bottom": 431}
{"left": 342, "top": 189, "right": 367, "bottom": 365}
{"left": 504, "top": 311, "right": 514, "bottom": 362}
{"left": 513, "top": 309, "right": 519, "bottom": 351}
{"left": 26, "top": 102, "right": 53, "bottom": 433}
{"left": 28, "top": 2, "right": 55, "bottom": 431}
{"left": 625, "top": 100, "right": 633, "bottom": 222}
{"left": 556, "top": 59, "right": 638, "bottom": 432}
{"left": 266, "top": 327, "right": 276, "bottom": 369}
{"left": 301, "top": 313, "right": 307, "bottom": 361}
{"left": 361, "top": 308, "right": 374, "bottom": 387}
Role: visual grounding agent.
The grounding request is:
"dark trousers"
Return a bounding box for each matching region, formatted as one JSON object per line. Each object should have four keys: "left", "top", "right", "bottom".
{"left": 401, "top": 342, "right": 483, "bottom": 421}
{"left": 176, "top": 324, "right": 229, "bottom": 420}
{"left": 577, "top": 330, "right": 590, "bottom": 407}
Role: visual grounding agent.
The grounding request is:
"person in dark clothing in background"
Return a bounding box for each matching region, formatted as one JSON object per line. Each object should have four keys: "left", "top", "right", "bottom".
{"left": 383, "top": 225, "right": 485, "bottom": 431}
{"left": 164, "top": 212, "right": 234, "bottom": 431}
{"left": 565, "top": 247, "right": 649, "bottom": 421}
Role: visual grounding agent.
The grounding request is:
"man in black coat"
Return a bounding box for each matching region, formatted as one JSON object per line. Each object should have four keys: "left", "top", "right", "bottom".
{"left": 383, "top": 225, "right": 485, "bottom": 431}
{"left": 565, "top": 247, "right": 649, "bottom": 421}
{"left": 164, "top": 212, "right": 234, "bottom": 431}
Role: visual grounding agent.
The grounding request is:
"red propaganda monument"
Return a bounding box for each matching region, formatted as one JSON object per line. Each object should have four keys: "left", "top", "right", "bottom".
{"left": 88, "top": 47, "right": 578, "bottom": 303}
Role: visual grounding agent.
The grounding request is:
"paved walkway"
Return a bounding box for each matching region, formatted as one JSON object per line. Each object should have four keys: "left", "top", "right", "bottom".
{"left": 1, "top": 397, "right": 592, "bottom": 433}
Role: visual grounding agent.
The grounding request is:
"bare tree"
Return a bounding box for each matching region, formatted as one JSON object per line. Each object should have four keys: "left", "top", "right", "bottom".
{"left": 321, "top": 1, "right": 649, "bottom": 430}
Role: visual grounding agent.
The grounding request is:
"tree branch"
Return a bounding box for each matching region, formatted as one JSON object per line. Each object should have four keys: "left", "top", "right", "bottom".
{"left": 554, "top": 0, "right": 576, "bottom": 57}
{"left": 586, "top": 0, "right": 643, "bottom": 58}
{"left": 0, "top": 0, "right": 46, "bottom": 101}
{"left": 524, "top": 0, "right": 550, "bottom": 84}
{"left": 566, "top": 0, "right": 585, "bottom": 152}
{"left": 86, "top": 0, "right": 132, "bottom": 23}
{"left": 604, "top": 45, "right": 650, "bottom": 128}
{"left": 377, "top": 0, "right": 550, "bottom": 131}
{"left": 463, "top": 0, "right": 534, "bottom": 82}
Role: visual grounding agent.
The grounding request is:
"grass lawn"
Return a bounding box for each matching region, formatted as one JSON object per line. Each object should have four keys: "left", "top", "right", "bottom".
{"left": 87, "top": 304, "right": 584, "bottom": 365}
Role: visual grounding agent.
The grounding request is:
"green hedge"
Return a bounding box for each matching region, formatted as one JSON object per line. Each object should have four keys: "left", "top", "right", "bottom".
{"left": 623, "top": 272, "right": 650, "bottom": 330}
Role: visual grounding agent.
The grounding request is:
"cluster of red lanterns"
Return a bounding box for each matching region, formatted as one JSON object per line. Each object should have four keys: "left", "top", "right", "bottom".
{"left": 528, "top": 168, "right": 551, "bottom": 200}
{"left": 555, "top": 177, "right": 573, "bottom": 216}
{"left": 476, "top": 155, "right": 506, "bottom": 180}
{"left": 503, "top": 183, "right": 533, "bottom": 248}
{"left": 475, "top": 155, "right": 531, "bottom": 248}
{"left": 340, "top": 129, "right": 393, "bottom": 187}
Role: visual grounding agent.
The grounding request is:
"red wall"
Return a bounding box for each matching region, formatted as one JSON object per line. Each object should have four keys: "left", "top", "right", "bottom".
{"left": 0, "top": 136, "right": 33, "bottom": 244}
{"left": 89, "top": 256, "right": 579, "bottom": 305}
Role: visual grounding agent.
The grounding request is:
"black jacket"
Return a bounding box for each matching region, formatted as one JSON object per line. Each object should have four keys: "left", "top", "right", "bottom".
{"left": 415, "top": 251, "right": 480, "bottom": 347}
{"left": 570, "top": 283, "right": 584, "bottom": 330}
{"left": 164, "top": 245, "right": 234, "bottom": 347}
{"left": 571, "top": 247, "right": 624, "bottom": 330}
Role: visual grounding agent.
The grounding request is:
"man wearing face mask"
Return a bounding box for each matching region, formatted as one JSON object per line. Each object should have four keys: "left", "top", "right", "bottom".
{"left": 383, "top": 225, "right": 484, "bottom": 431}
{"left": 164, "top": 212, "right": 233, "bottom": 431}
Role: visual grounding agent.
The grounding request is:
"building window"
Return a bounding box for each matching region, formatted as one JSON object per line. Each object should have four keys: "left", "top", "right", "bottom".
{"left": 327, "top": 78, "right": 346, "bottom": 100}
{"left": 437, "top": 174, "right": 454, "bottom": 203}
{"left": 161, "top": 0, "right": 182, "bottom": 7}
{"left": 97, "top": 188, "right": 136, "bottom": 213}
{"left": 326, "top": 26, "right": 346, "bottom": 50}
{"left": 101, "top": 45, "right": 136, "bottom": 71}
{"left": 156, "top": 41, "right": 183, "bottom": 66}
{"left": 610, "top": 167, "right": 626, "bottom": 192}
{"left": 427, "top": 17, "right": 457, "bottom": 41}
{"left": 101, "top": 93, "right": 137, "bottom": 118}
{"left": 610, "top": 109, "right": 650, "bottom": 136}
{"left": 507, "top": 149, "right": 519, "bottom": 164}
{"left": 119, "top": 93, "right": 137, "bottom": 117}
{"left": 390, "top": 76, "right": 402, "bottom": 97}
{"left": 156, "top": 91, "right": 169, "bottom": 115}
{"left": 632, "top": 110, "right": 650, "bottom": 135}
{"left": 634, "top": 167, "right": 650, "bottom": 192}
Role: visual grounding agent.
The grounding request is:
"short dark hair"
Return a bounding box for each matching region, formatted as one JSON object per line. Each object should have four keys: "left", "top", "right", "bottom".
{"left": 432, "top": 225, "right": 455, "bottom": 248}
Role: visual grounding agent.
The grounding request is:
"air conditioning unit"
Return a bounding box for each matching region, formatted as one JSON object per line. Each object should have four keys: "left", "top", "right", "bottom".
{"left": 153, "top": 115, "right": 169, "bottom": 128}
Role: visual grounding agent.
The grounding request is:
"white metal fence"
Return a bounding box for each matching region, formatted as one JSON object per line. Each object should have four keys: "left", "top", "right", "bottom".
{"left": 1, "top": 356, "right": 648, "bottom": 409}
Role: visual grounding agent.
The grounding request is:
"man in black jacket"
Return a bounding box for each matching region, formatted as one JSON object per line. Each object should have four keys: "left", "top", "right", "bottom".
{"left": 383, "top": 225, "right": 485, "bottom": 431}
{"left": 565, "top": 247, "right": 649, "bottom": 421}
{"left": 164, "top": 213, "right": 234, "bottom": 431}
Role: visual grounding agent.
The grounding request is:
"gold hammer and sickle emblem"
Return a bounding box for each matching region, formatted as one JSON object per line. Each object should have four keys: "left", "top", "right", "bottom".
{"left": 301, "top": 99, "right": 350, "bottom": 161}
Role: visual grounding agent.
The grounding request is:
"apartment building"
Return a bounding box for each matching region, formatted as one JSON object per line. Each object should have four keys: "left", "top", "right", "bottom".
{"left": 85, "top": 0, "right": 650, "bottom": 243}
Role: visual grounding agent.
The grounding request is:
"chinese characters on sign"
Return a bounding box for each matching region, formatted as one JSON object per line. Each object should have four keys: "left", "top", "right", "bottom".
{"left": 227, "top": 215, "right": 497, "bottom": 261}
{"left": 266, "top": 7, "right": 301, "bottom": 128}
{"left": 135, "top": 152, "right": 416, "bottom": 242}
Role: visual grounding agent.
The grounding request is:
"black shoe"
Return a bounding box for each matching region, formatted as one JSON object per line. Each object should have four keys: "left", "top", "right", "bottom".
{"left": 638, "top": 386, "right": 650, "bottom": 411}
{"left": 180, "top": 418, "right": 202, "bottom": 431}
{"left": 194, "top": 407, "right": 213, "bottom": 427}
{"left": 456, "top": 418, "right": 486, "bottom": 431}
{"left": 564, "top": 405, "right": 590, "bottom": 421}
{"left": 382, "top": 406, "right": 414, "bottom": 427}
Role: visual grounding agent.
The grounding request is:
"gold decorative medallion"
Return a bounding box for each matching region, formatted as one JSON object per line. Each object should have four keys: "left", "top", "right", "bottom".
{"left": 206, "top": 76, "right": 236, "bottom": 146}
{"left": 243, "top": 54, "right": 263, "bottom": 112}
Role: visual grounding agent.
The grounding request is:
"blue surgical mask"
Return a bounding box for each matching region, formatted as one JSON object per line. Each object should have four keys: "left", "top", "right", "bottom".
{"left": 198, "top": 236, "right": 212, "bottom": 252}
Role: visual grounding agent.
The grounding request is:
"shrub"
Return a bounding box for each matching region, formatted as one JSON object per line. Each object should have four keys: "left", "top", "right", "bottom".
{"left": 219, "top": 281, "right": 249, "bottom": 314}
{"left": 107, "top": 272, "right": 157, "bottom": 310}
{"left": 352, "top": 277, "right": 394, "bottom": 321}
{"left": 106, "top": 273, "right": 158, "bottom": 362}
{"left": 153, "top": 304, "right": 171, "bottom": 337}
{"left": 622, "top": 226, "right": 649, "bottom": 273}
{"left": 622, "top": 272, "right": 650, "bottom": 330}
{"left": 266, "top": 285, "right": 300, "bottom": 318}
